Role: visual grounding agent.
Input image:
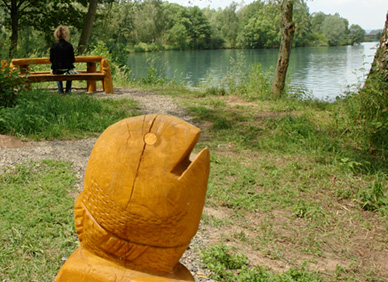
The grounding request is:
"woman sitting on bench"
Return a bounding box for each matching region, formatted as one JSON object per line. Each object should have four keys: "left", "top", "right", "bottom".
{"left": 50, "top": 25, "right": 76, "bottom": 94}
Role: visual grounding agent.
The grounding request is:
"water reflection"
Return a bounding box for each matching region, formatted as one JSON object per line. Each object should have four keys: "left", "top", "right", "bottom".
{"left": 126, "top": 42, "right": 377, "bottom": 100}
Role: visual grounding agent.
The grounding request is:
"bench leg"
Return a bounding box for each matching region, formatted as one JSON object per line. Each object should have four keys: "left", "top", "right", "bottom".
{"left": 87, "top": 62, "right": 97, "bottom": 93}
{"left": 87, "top": 81, "right": 97, "bottom": 93}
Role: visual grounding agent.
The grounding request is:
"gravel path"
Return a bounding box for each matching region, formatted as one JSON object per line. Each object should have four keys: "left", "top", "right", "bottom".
{"left": 0, "top": 87, "right": 215, "bottom": 281}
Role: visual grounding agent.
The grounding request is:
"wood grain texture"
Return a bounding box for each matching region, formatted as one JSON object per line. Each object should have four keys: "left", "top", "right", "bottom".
{"left": 57, "top": 114, "right": 210, "bottom": 281}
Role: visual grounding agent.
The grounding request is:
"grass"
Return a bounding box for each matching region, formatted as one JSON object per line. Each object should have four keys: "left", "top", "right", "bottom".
{"left": 0, "top": 161, "right": 79, "bottom": 281}
{"left": 200, "top": 244, "right": 326, "bottom": 281}
{"left": 0, "top": 89, "right": 140, "bottom": 139}
{"left": 1, "top": 78, "right": 387, "bottom": 281}
{"left": 150, "top": 87, "right": 388, "bottom": 281}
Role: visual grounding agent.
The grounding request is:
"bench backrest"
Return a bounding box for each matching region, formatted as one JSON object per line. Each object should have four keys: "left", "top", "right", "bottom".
{"left": 10, "top": 56, "right": 104, "bottom": 67}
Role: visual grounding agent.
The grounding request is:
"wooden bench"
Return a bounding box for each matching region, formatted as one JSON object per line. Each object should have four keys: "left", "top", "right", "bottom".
{"left": 3, "top": 56, "right": 114, "bottom": 94}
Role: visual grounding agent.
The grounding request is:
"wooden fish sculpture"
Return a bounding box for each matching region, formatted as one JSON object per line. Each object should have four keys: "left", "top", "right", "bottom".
{"left": 56, "top": 114, "right": 210, "bottom": 281}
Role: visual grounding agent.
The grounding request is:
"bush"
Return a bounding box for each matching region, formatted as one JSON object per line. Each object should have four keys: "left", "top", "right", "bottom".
{"left": 0, "top": 65, "right": 26, "bottom": 108}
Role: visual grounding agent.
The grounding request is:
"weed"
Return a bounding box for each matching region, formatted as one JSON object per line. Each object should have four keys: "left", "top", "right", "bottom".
{"left": 200, "top": 244, "right": 325, "bottom": 282}
{"left": 206, "top": 86, "right": 227, "bottom": 96}
{"left": 357, "top": 174, "right": 388, "bottom": 215}
{"left": 201, "top": 214, "right": 230, "bottom": 228}
{"left": 141, "top": 66, "right": 169, "bottom": 85}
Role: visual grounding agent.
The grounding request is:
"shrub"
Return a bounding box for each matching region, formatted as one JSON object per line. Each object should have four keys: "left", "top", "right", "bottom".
{"left": 0, "top": 65, "right": 26, "bottom": 108}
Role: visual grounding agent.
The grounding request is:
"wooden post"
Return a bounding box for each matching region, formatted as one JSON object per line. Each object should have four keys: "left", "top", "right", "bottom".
{"left": 101, "top": 58, "right": 114, "bottom": 94}
{"left": 56, "top": 114, "right": 210, "bottom": 282}
{"left": 87, "top": 62, "right": 97, "bottom": 93}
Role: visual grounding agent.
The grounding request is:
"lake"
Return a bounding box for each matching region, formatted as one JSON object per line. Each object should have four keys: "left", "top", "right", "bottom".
{"left": 126, "top": 42, "right": 378, "bottom": 100}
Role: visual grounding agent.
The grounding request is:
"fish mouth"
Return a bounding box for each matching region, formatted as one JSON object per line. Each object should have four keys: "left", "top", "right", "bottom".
{"left": 170, "top": 135, "right": 201, "bottom": 177}
{"left": 144, "top": 113, "right": 205, "bottom": 177}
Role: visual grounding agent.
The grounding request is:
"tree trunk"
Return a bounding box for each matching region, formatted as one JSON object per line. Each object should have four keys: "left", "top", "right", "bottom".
{"left": 271, "top": 0, "right": 295, "bottom": 98}
{"left": 363, "top": 11, "right": 388, "bottom": 90}
{"left": 77, "top": 0, "right": 98, "bottom": 55}
{"left": 9, "top": 0, "right": 19, "bottom": 58}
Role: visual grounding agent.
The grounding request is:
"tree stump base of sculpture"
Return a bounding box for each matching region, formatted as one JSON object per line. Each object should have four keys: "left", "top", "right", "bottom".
{"left": 57, "top": 247, "right": 194, "bottom": 281}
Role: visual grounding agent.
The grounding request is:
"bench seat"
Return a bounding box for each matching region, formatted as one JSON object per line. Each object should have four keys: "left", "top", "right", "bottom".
{"left": 26, "top": 72, "right": 106, "bottom": 82}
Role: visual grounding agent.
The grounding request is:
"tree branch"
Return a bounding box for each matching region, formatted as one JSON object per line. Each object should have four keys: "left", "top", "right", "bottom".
{"left": 1, "top": 0, "right": 11, "bottom": 11}
{"left": 17, "top": 0, "right": 27, "bottom": 9}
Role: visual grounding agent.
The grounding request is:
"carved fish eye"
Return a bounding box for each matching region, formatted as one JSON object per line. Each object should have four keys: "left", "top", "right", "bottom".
{"left": 144, "top": 132, "right": 157, "bottom": 145}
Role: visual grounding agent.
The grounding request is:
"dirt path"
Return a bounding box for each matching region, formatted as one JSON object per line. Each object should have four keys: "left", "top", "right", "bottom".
{"left": 0, "top": 87, "right": 215, "bottom": 281}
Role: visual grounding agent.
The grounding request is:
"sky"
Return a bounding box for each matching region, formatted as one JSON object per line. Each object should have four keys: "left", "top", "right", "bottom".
{"left": 166, "top": 0, "right": 388, "bottom": 31}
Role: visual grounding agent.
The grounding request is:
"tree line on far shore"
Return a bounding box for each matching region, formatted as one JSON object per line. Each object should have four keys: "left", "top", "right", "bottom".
{"left": 0, "top": 0, "right": 382, "bottom": 60}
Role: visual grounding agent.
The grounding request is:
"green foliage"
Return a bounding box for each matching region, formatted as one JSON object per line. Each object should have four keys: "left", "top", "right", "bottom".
{"left": 342, "top": 66, "right": 388, "bottom": 159}
{"left": 357, "top": 174, "right": 388, "bottom": 215}
{"left": 187, "top": 6, "right": 212, "bottom": 49}
{"left": 165, "top": 23, "right": 189, "bottom": 49}
{"left": 0, "top": 161, "right": 78, "bottom": 281}
{"left": 348, "top": 24, "right": 366, "bottom": 45}
{"left": 236, "top": 64, "right": 274, "bottom": 100}
{"left": 322, "top": 14, "right": 348, "bottom": 46}
{"left": 0, "top": 90, "right": 139, "bottom": 139}
{"left": 200, "top": 244, "right": 325, "bottom": 282}
{"left": 220, "top": 55, "right": 274, "bottom": 99}
{"left": 87, "top": 40, "right": 113, "bottom": 63}
{"left": 1, "top": 0, "right": 364, "bottom": 58}
{"left": 215, "top": 3, "right": 239, "bottom": 48}
{"left": 141, "top": 66, "right": 169, "bottom": 85}
{"left": 0, "top": 65, "right": 26, "bottom": 108}
{"left": 293, "top": 2, "right": 314, "bottom": 47}
{"left": 238, "top": 3, "right": 280, "bottom": 49}
{"left": 206, "top": 86, "right": 227, "bottom": 96}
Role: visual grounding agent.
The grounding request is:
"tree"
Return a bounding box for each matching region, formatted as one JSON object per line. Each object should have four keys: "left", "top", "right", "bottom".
{"left": 78, "top": 0, "right": 98, "bottom": 54}
{"left": 1, "top": 0, "right": 84, "bottom": 57}
{"left": 310, "top": 12, "right": 327, "bottom": 33}
{"left": 292, "top": 1, "right": 312, "bottom": 47}
{"left": 271, "top": 0, "right": 295, "bottom": 98}
{"left": 322, "top": 14, "right": 348, "bottom": 46}
{"left": 215, "top": 3, "right": 239, "bottom": 48}
{"left": 363, "top": 11, "right": 388, "bottom": 98}
{"left": 1, "top": 0, "right": 48, "bottom": 57}
{"left": 238, "top": 2, "right": 280, "bottom": 49}
{"left": 140, "top": 0, "right": 165, "bottom": 44}
{"left": 357, "top": 11, "right": 388, "bottom": 156}
{"left": 348, "top": 24, "right": 365, "bottom": 45}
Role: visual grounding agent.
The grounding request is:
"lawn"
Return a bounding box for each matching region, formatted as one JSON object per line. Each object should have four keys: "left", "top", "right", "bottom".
{"left": 0, "top": 86, "right": 387, "bottom": 281}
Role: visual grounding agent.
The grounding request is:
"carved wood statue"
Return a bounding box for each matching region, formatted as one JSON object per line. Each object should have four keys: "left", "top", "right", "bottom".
{"left": 56, "top": 114, "right": 210, "bottom": 282}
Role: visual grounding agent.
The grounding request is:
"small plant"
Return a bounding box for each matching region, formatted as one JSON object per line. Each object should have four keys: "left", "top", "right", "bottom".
{"left": 206, "top": 86, "right": 226, "bottom": 96}
{"left": 200, "top": 244, "right": 249, "bottom": 281}
{"left": 141, "top": 66, "right": 168, "bottom": 85}
{"left": 358, "top": 175, "right": 388, "bottom": 215}
{"left": 0, "top": 65, "right": 26, "bottom": 108}
{"left": 200, "top": 244, "right": 325, "bottom": 282}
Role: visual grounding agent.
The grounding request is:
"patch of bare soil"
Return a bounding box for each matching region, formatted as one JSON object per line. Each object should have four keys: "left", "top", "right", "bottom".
{"left": 0, "top": 135, "right": 25, "bottom": 148}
